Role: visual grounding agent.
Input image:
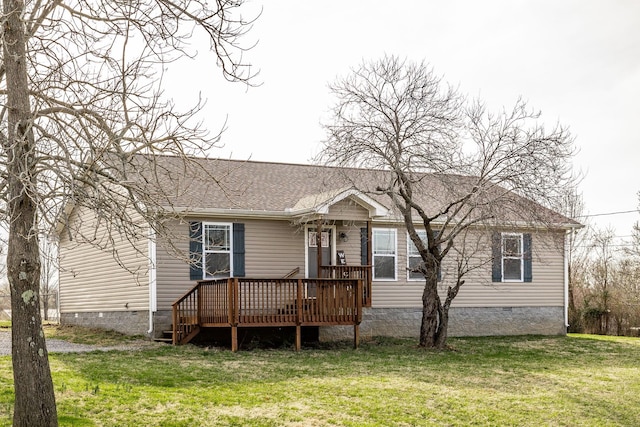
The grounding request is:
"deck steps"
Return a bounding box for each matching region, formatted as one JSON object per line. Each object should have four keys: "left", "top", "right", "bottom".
{"left": 153, "top": 329, "right": 178, "bottom": 344}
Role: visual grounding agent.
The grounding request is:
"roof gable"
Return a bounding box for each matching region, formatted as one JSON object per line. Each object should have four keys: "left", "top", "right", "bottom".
{"left": 288, "top": 187, "right": 388, "bottom": 218}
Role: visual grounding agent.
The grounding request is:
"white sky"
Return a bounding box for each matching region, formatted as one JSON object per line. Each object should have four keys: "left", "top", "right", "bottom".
{"left": 169, "top": 0, "right": 640, "bottom": 240}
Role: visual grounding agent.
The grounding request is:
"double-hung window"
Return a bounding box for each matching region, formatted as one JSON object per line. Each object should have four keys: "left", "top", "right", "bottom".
{"left": 373, "top": 228, "right": 396, "bottom": 280}
{"left": 502, "top": 233, "right": 523, "bottom": 281}
{"left": 492, "top": 232, "right": 532, "bottom": 283}
{"left": 204, "top": 223, "right": 232, "bottom": 278}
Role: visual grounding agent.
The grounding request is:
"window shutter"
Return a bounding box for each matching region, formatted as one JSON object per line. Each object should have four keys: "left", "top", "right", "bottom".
{"left": 233, "top": 223, "right": 246, "bottom": 277}
{"left": 360, "top": 227, "right": 368, "bottom": 266}
{"left": 491, "top": 232, "right": 502, "bottom": 282}
{"left": 523, "top": 233, "right": 532, "bottom": 282}
{"left": 189, "top": 222, "right": 203, "bottom": 280}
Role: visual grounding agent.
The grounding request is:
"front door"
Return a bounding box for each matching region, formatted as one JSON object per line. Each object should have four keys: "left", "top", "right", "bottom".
{"left": 307, "top": 228, "right": 332, "bottom": 278}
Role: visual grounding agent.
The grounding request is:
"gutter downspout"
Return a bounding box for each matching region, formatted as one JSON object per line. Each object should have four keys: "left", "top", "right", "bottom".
{"left": 148, "top": 228, "right": 157, "bottom": 336}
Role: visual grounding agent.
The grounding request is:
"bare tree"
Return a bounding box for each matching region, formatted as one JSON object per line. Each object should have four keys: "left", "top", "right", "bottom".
{"left": 614, "top": 193, "right": 640, "bottom": 335}
{"left": 318, "top": 56, "right": 575, "bottom": 349}
{"left": 560, "top": 190, "right": 589, "bottom": 332}
{"left": 0, "top": 1, "right": 257, "bottom": 425}
{"left": 584, "top": 228, "right": 617, "bottom": 334}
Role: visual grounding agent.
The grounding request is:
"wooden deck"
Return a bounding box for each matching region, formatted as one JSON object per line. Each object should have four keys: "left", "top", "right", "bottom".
{"left": 172, "top": 277, "right": 364, "bottom": 351}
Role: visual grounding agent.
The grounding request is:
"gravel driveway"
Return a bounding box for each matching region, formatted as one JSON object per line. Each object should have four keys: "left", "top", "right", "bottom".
{"left": 0, "top": 330, "right": 158, "bottom": 356}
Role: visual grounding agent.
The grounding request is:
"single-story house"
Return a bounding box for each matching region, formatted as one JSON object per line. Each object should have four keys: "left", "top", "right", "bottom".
{"left": 57, "top": 155, "right": 580, "bottom": 347}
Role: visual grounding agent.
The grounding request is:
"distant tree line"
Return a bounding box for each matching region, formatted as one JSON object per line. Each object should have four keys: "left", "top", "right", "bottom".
{"left": 568, "top": 194, "right": 640, "bottom": 336}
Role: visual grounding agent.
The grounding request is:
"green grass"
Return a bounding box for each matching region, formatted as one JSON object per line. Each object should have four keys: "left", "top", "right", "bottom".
{"left": 1, "top": 333, "right": 639, "bottom": 426}
{"left": 44, "top": 324, "right": 145, "bottom": 346}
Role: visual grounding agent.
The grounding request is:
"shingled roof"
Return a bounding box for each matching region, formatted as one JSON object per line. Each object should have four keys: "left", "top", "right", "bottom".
{"left": 135, "top": 155, "right": 579, "bottom": 228}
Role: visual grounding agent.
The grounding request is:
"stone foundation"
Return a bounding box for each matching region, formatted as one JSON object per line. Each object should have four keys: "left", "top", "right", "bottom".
{"left": 320, "top": 306, "right": 566, "bottom": 341}
{"left": 153, "top": 310, "right": 173, "bottom": 338}
{"left": 61, "top": 310, "right": 150, "bottom": 337}
{"left": 63, "top": 306, "right": 566, "bottom": 342}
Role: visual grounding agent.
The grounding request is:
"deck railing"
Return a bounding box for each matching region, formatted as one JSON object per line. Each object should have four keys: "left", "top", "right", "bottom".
{"left": 172, "top": 277, "right": 363, "bottom": 350}
{"left": 319, "top": 265, "right": 372, "bottom": 307}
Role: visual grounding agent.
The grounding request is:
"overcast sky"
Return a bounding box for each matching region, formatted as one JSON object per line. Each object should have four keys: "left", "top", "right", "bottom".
{"left": 170, "top": 0, "right": 640, "bottom": 241}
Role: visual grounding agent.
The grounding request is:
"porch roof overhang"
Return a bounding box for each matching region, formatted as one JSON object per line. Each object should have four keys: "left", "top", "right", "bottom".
{"left": 286, "top": 187, "right": 389, "bottom": 218}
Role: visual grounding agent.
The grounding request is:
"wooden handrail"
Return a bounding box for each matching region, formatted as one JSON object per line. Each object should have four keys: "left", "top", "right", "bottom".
{"left": 282, "top": 267, "right": 300, "bottom": 278}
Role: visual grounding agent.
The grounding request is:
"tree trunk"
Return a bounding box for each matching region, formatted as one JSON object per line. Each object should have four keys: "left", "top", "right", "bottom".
{"left": 3, "top": 0, "right": 58, "bottom": 425}
{"left": 434, "top": 309, "right": 449, "bottom": 349}
{"left": 419, "top": 275, "right": 440, "bottom": 347}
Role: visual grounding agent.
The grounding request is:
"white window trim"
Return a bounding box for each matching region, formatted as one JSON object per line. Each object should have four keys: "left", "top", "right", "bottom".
{"left": 373, "top": 228, "right": 397, "bottom": 281}
{"left": 407, "top": 230, "right": 427, "bottom": 281}
{"left": 203, "top": 222, "right": 233, "bottom": 279}
{"left": 502, "top": 232, "right": 523, "bottom": 282}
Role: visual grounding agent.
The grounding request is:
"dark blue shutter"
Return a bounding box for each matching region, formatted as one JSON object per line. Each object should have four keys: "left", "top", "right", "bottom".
{"left": 523, "top": 233, "right": 532, "bottom": 282}
{"left": 360, "top": 227, "right": 368, "bottom": 265}
{"left": 189, "top": 222, "right": 203, "bottom": 280}
{"left": 491, "top": 232, "right": 502, "bottom": 282}
{"left": 233, "top": 223, "right": 245, "bottom": 277}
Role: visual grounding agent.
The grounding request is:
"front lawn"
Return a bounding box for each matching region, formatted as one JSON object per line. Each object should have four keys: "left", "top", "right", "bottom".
{"left": 1, "top": 334, "right": 639, "bottom": 426}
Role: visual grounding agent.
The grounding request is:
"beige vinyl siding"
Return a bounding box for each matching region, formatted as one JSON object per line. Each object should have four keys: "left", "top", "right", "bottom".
{"left": 333, "top": 221, "right": 367, "bottom": 266}
{"left": 449, "top": 230, "right": 565, "bottom": 307}
{"left": 155, "top": 221, "right": 192, "bottom": 310}
{"left": 245, "top": 219, "right": 305, "bottom": 277}
{"left": 327, "top": 198, "right": 370, "bottom": 221}
{"left": 372, "top": 225, "right": 566, "bottom": 309}
{"left": 59, "top": 206, "right": 149, "bottom": 313}
{"left": 156, "top": 218, "right": 307, "bottom": 310}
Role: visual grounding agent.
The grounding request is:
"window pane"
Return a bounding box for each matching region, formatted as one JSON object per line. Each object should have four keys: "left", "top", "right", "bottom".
{"left": 408, "top": 256, "right": 424, "bottom": 280}
{"left": 503, "top": 258, "right": 522, "bottom": 280}
{"left": 408, "top": 230, "right": 427, "bottom": 257}
{"left": 374, "top": 229, "right": 395, "bottom": 255}
{"left": 205, "top": 225, "right": 230, "bottom": 251}
{"left": 503, "top": 235, "right": 521, "bottom": 256}
{"left": 374, "top": 255, "right": 394, "bottom": 279}
{"left": 205, "top": 253, "right": 230, "bottom": 278}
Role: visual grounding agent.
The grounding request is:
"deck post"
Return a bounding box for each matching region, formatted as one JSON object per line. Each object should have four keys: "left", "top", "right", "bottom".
{"left": 296, "top": 279, "right": 302, "bottom": 351}
{"left": 316, "top": 219, "right": 323, "bottom": 279}
{"left": 356, "top": 279, "right": 363, "bottom": 324}
{"left": 354, "top": 324, "right": 360, "bottom": 349}
{"left": 227, "top": 278, "right": 234, "bottom": 325}
{"left": 172, "top": 303, "right": 178, "bottom": 345}
{"left": 230, "top": 278, "right": 240, "bottom": 352}
{"left": 355, "top": 279, "right": 363, "bottom": 349}
{"left": 231, "top": 326, "right": 238, "bottom": 352}
{"left": 197, "top": 282, "right": 202, "bottom": 326}
{"left": 233, "top": 278, "right": 240, "bottom": 326}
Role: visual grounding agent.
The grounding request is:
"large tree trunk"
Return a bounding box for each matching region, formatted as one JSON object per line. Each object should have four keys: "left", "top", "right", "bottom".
{"left": 434, "top": 309, "right": 449, "bottom": 349}
{"left": 3, "top": 0, "right": 58, "bottom": 425}
{"left": 419, "top": 276, "right": 440, "bottom": 347}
